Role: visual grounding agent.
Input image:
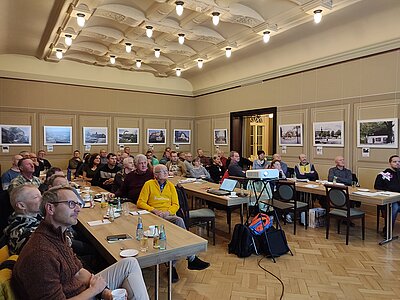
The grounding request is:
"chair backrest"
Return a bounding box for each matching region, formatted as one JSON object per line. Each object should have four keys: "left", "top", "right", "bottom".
{"left": 0, "top": 191, "right": 13, "bottom": 234}
{"left": 175, "top": 184, "right": 190, "bottom": 229}
{"left": 287, "top": 167, "right": 295, "bottom": 178}
{"left": 325, "top": 184, "right": 350, "bottom": 213}
{"left": 277, "top": 180, "right": 296, "bottom": 202}
{"left": 352, "top": 173, "right": 359, "bottom": 186}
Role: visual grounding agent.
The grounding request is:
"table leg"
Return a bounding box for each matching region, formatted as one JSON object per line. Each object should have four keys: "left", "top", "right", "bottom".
{"left": 379, "top": 203, "right": 399, "bottom": 245}
{"left": 154, "top": 264, "right": 159, "bottom": 300}
{"left": 240, "top": 204, "right": 244, "bottom": 224}
{"left": 227, "top": 208, "right": 231, "bottom": 233}
{"left": 168, "top": 261, "right": 172, "bottom": 300}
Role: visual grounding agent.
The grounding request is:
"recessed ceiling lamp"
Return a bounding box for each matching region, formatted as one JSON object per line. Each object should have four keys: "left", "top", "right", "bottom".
{"left": 176, "top": 68, "right": 182, "bottom": 76}
{"left": 76, "top": 13, "right": 86, "bottom": 27}
{"left": 197, "top": 59, "right": 204, "bottom": 69}
{"left": 225, "top": 47, "right": 232, "bottom": 58}
{"left": 212, "top": 12, "right": 220, "bottom": 26}
{"left": 64, "top": 34, "right": 73, "bottom": 46}
{"left": 146, "top": 26, "right": 153, "bottom": 38}
{"left": 56, "top": 49, "right": 63, "bottom": 59}
{"left": 313, "top": 9, "right": 322, "bottom": 24}
{"left": 136, "top": 59, "right": 142, "bottom": 68}
{"left": 175, "top": 1, "right": 184, "bottom": 16}
{"left": 178, "top": 33, "right": 185, "bottom": 45}
{"left": 263, "top": 31, "right": 270, "bottom": 43}
{"left": 154, "top": 48, "right": 161, "bottom": 58}
{"left": 125, "top": 43, "right": 132, "bottom": 53}
{"left": 110, "top": 55, "right": 116, "bottom": 64}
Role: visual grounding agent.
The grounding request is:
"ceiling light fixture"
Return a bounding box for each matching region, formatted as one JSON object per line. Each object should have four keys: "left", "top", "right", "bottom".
{"left": 175, "top": 1, "right": 184, "bottom": 16}
{"left": 125, "top": 43, "right": 132, "bottom": 53}
{"left": 212, "top": 12, "right": 220, "bottom": 26}
{"left": 197, "top": 59, "right": 204, "bottom": 69}
{"left": 76, "top": 13, "right": 86, "bottom": 27}
{"left": 146, "top": 26, "right": 153, "bottom": 38}
{"left": 136, "top": 59, "right": 142, "bottom": 68}
{"left": 313, "top": 9, "right": 322, "bottom": 24}
{"left": 178, "top": 33, "right": 185, "bottom": 45}
{"left": 263, "top": 31, "right": 270, "bottom": 43}
{"left": 56, "top": 49, "right": 63, "bottom": 59}
{"left": 176, "top": 68, "right": 182, "bottom": 76}
{"left": 154, "top": 48, "right": 161, "bottom": 58}
{"left": 110, "top": 55, "right": 116, "bottom": 64}
{"left": 225, "top": 47, "right": 232, "bottom": 58}
{"left": 64, "top": 34, "right": 73, "bottom": 46}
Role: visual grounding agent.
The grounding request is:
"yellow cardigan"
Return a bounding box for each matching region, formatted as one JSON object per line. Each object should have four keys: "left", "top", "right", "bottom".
{"left": 137, "top": 179, "right": 179, "bottom": 215}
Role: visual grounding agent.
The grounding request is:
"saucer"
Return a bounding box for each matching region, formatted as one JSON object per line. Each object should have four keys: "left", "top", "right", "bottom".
{"left": 120, "top": 249, "right": 139, "bottom": 257}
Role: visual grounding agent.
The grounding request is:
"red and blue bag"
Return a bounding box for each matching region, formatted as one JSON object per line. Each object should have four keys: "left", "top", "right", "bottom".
{"left": 249, "top": 213, "right": 272, "bottom": 235}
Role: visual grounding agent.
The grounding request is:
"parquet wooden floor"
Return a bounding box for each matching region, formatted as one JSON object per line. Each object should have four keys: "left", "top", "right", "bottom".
{"left": 142, "top": 209, "right": 400, "bottom": 300}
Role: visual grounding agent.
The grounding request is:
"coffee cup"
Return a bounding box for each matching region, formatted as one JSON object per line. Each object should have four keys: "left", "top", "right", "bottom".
{"left": 111, "top": 288, "right": 127, "bottom": 300}
{"left": 149, "top": 225, "right": 156, "bottom": 235}
{"left": 230, "top": 191, "right": 237, "bottom": 196}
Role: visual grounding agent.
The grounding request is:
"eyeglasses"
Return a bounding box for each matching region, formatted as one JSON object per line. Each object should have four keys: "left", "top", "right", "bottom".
{"left": 51, "top": 200, "right": 83, "bottom": 209}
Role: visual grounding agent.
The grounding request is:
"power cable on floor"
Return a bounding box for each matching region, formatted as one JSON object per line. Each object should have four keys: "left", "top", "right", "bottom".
{"left": 257, "top": 257, "right": 285, "bottom": 300}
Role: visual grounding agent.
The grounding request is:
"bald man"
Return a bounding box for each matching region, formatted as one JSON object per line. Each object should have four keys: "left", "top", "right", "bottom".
{"left": 327, "top": 156, "right": 353, "bottom": 186}
{"left": 1, "top": 154, "right": 22, "bottom": 190}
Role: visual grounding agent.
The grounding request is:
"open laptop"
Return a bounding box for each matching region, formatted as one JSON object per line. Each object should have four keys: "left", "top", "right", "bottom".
{"left": 207, "top": 178, "right": 238, "bottom": 196}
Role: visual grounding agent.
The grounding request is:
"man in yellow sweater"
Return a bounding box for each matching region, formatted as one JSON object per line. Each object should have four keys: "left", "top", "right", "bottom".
{"left": 137, "top": 164, "right": 210, "bottom": 282}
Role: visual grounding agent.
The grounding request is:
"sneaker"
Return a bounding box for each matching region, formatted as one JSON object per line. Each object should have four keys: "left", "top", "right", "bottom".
{"left": 187, "top": 256, "right": 210, "bottom": 270}
{"left": 285, "top": 214, "right": 293, "bottom": 224}
{"left": 167, "top": 267, "right": 179, "bottom": 283}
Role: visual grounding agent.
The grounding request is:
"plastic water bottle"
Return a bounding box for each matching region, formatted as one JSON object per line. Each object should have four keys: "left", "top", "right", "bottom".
{"left": 136, "top": 214, "right": 143, "bottom": 241}
{"left": 117, "top": 198, "right": 122, "bottom": 211}
{"left": 108, "top": 205, "right": 115, "bottom": 222}
{"left": 159, "top": 225, "right": 166, "bottom": 250}
{"left": 153, "top": 225, "right": 160, "bottom": 249}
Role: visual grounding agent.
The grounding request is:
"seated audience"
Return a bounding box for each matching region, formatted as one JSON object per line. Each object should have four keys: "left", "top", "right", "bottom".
{"left": 68, "top": 150, "right": 82, "bottom": 176}
{"left": 92, "top": 153, "right": 121, "bottom": 192}
{"left": 39, "top": 167, "right": 64, "bottom": 193}
{"left": 253, "top": 150, "right": 269, "bottom": 169}
{"left": 196, "top": 148, "right": 211, "bottom": 168}
{"left": 83, "top": 153, "right": 101, "bottom": 181}
{"left": 37, "top": 150, "right": 51, "bottom": 172}
{"left": 137, "top": 164, "right": 210, "bottom": 282}
{"left": 189, "top": 157, "right": 211, "bottom": 180}
{"left": 76, "top": 152, "right": 91, "bottom": 177}
{"left": 272, "top": 153, "right": 289, "bottom": 177}
{"left": 12, "top": 185, "right": 149, "bottom": 300}
{"left": 114, "top": 156, "right": 135, "bottom": 191}
{"left": 99, "top": 149, "right": 108, "bottom": 165}
{"left": 159, "top": 147, "right": 171, "bottom": 165}
{"left": 209, "top": 154, "right": 225, "bottom": 183}
{"left": 1, "top": 154, "right": 22, "bottom": 190}
{"left": 294, "top": 154, "right": 319, "bottom": 181}
{"left": 124, "top": 146, "right": 131, "bottom": 156}
{"left": 146, "top": 150, "right": 159, "bottom": 170}
{"left": 184, "top": 152, "right": 194, "bottom": 172}
{"left": 29, "top": 152, "right": 41, "bottom": 177}
{"left": 328, "top": 156, "right": 352, "bottom": 185}
{"left": 166, "top": 151, "right": 188, "bottom": 177}
{"left": 19, "top": 151, "right": 30, "bottom": 158}
{"left": 8, "top": 158, "right": 41, "bottom": 192}
{"left": 216, "top": 150, "right": 228, "bottom": 169}
{"left": 228, "top": 151, "right": 246, "bottom": 177}
{"left": 270, "top": 159, "right": 287, "bottom": 179}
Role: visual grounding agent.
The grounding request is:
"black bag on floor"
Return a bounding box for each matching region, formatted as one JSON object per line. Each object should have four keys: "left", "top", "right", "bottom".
{"left": 228, "top": 224, "right": 259, "bottom": 258}
{"left": 258, "top": 226, "right": 290, "bottom": 258}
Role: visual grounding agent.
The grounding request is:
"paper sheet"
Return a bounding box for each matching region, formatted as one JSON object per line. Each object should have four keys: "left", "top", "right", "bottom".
{"left": 87, "top": 219, "right": 111, "bottom": 226}
{"left": 130, "top": 210, "right": 150, "bottom": 216}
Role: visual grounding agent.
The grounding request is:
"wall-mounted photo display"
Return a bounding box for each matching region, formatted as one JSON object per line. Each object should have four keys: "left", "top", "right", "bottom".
{"left": 173, "top": 129, "right": 191, "bottom": 144}
{"left": 0, "top": 125, "right": 31, "bottom": 146}
{"left": 214, "top": 129, "right": 228, "bottom": 145}
{"left": 44, "top": 126, "right": 72, "bottom": 145}
{"left": 357, "top": 118, "right": 398, "bottom": 148}
{"left": 313, "top": 121, "right": 344, "bottom": 147}
{"left": 147, "top": 129, "right": 166, "bottom": 144}
{"left": 117, "top": 128, "right": 139, "bottom": 145}
{"left": 83, "top": 127, "right": 108, "bottom": 145}
{"left": 279, "top": 124, "right": 303, "bottom": 146}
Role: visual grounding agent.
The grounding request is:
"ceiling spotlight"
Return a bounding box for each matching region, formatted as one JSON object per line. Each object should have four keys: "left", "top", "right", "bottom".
{"left": 175, "top": 1, "right": 184, "bottom": 16}
{"left": 263, "top": 31, "right": 270, "bottom": 43}
{"left": 64, "top": 34, "right": 72, "bottom": 46}
{"left": 56, "top": 49, "right": 63, "bottom": 59}
{"left": 225, "top": 47, "right": 232, "bottom": 58}
{"left": 125, "top": 43, "right": 132, "bottom": 53}
{"left": 313, "top": 9, "right": 322, "bottom": 24}
{"left": 136, "top": 59, "right": 142, "bottom": 68}
{"left": 176, "top": 68, "right": 182, "bottom": 76}
{"left": 212, "top": 12, "right": 220, "bottom": 26}
{"left": 178, "top": 33, "right": 185, "bottom": 45}
{"left": 154, "top": 48, "right": 161, "bottom": 58}
{"left": 76, "top": 13, "right": 86, "bottom": 27}
{"left": 146, "top": 26, "right": 153, "bottom": 38}
{"left": 110, "top": 55, "right": 116, "bottom": 64}
{"left": 197, "top": 59, "right": 204, "bottom": 69}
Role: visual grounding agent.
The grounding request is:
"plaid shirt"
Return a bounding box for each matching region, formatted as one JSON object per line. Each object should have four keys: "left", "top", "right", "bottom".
{"left": 8, "top": 174, "right": 41, "bottom": 192}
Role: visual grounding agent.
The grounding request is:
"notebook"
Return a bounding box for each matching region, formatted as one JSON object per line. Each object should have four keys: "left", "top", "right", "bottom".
{"left": 207, "top": 179, "right": 238, "bottom": 196}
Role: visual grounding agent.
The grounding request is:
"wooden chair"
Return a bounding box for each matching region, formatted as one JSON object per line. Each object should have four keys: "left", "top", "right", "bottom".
{"left": 325, "top": 184, "right": 365, "bottom": 245}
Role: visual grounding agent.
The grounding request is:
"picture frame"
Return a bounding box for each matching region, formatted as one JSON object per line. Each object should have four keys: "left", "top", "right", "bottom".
{"left": 214, "top": 129, "right": 228, "bottom": 145}
{"left": 173, "top": 129, "right": 191, "bottom": 145}
{"left": 0, "top": 125, "right": 31, "bottom": 146}
{"left": 83, "top": 127, "right": 108, "bottom": 145}
{"left": 313, "top": 121, "right": 344, "bottom": 147}
{"left": 147, "top": 129, "right": 166, "bottom": 144}
{"left": 44, "top": 126, "right": 72, "bottom": 145}
{"left": 357, "top": 118, "right": 398, "bottom": 148}
{"left": 117, "top": 128, "right": 139, "bottom": 145}
{"left": 279, "top": 124, "right": 303, "bottom": 146}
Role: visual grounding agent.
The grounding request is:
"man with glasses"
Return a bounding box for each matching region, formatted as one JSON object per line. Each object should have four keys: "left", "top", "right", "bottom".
{"left": 137, "top": 164, "right": 210, "bottom": 283}
{"left": 12, "top": 185, "right": 149, "bottom": 300}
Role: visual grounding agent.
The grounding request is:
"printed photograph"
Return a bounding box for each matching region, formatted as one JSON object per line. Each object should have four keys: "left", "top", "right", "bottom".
{"left": 279, "top": 124, "right": 303, "bottom": 146}
{"left": 44, "top": 126, "right": 72, "bottom": 145}
{"left": 357, "top": 118, "right": 398, "bottom": 148}
{"left": 0, "top": 125, "right": 31, "bottom": 146}
{"left": 147, "top": 129, "right": 166, "bottom": 144}
{"left": 117, "top": 128, "right": 139, "bottom": 145}
{"left": 214, "top": 129, "right": 228, "bottom": 145}
{"left": 83, "top": 127, "right": 108, "bottom": 145}
{"left": 174, "top": 129, "right": 191, "bottom": 144}
{"left": 313, "top": 121, "right": 344, "bottom": 147}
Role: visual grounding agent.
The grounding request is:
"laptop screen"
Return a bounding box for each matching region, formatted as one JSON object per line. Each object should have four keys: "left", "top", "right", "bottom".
{"left": 220, "top": 179, "right": 238, "bottom": 192}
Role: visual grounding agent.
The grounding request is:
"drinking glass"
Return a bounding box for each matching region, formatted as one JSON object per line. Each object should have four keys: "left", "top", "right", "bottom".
{"left": 140, "top": 236, "right": 148, "bottom": 252}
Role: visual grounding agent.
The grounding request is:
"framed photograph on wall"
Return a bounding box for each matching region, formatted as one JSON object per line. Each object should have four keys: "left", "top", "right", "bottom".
{"left": 0, "top": 125, "right": 31, "bottom": 146}
{"left": 44, "top": 126, "right": 72, "bottom": 145}
{"left": 357, "top": 118, "right": 398, "bottom": 148}
{"left": 214, "top": 129, "right": 228, "bottom": 145}
{"left": 117, "top": 128, "right": 139, "bottom": 145}
{"left": 279, "top": 124, "right": 303, "bottom": 146}
{"left": 313, "top": 121, "right": 344, "bottom": 147}
{"left": 173, "top": 129, "right": 191, "bottom": 144}
{"left": 147, "top": 129, "right": 166, "bottom": 144}
{"left": 83, "top": 127, "right": 108, "bottom": 145}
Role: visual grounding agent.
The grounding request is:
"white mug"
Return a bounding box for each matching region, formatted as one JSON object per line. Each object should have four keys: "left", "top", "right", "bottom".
{"left": 149, "top": 225, "right": 156, "bottom": 235}
{"left": 231, "top": 191, "right": 237, "bottom": 196}
{"left": 111, "top": 288, "right": 127, "bottom": 300}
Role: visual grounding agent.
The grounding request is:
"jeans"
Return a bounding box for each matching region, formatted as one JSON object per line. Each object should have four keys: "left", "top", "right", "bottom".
{"left": 392, "top": 201, "right": 400, "bottom": 228}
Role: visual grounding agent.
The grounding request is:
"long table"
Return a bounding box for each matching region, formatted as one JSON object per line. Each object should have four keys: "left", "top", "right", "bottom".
{"left": 77, "top": 187, "right": 207, "bottom": 300}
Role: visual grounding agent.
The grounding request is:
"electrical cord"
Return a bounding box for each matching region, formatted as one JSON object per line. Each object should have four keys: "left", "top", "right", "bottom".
{"left": 257, "top": 257, "right": 285, "bottom": 300}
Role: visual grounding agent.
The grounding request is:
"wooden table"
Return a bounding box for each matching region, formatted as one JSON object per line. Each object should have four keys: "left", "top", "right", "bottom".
{"left": 77, "top": 187, "right": 208, "bottom": 300}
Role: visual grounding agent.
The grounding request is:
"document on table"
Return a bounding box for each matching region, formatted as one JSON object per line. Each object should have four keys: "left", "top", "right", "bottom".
{"left": 88, "top": 219, "right": 111, "bottom": 226}
{"left": 352, "top": 191, "right": 381, "bottom": 197}
{"left": 130, "top": 210, "right": 150, "bottom": 216}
